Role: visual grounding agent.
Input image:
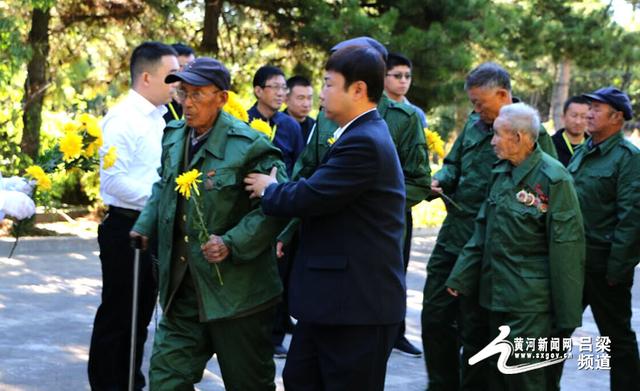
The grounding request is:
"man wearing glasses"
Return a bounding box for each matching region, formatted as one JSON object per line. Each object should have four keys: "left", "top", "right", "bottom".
{"left": 249, "top": 65, "right": 305, "bottom": 176}
{"left": 130, "top": 57, "right": 288, "bottom": 389}
{"left": 384, "top": 52, "right": 427, "bottom": 127}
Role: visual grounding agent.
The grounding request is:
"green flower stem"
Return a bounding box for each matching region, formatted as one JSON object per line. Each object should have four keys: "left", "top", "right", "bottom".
{"left": 191, "top": 196, "right": 224, "bottom": 286}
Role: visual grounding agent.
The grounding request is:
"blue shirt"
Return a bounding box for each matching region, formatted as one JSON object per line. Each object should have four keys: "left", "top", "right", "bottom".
{"left": 404, "top": 97, "right": 427, "bottom": 127}
{"left": 248, "top": 104, "right": 304, "bottom": 176}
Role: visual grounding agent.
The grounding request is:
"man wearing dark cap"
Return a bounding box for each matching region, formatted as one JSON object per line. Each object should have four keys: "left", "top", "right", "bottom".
{"left": 567, "top": 87, "right": 640, "bottom": 391}
{"left": 130, "top": 57, "right": 288, "bottom": 390}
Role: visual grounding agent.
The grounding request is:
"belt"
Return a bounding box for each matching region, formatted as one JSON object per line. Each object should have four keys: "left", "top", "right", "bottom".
{"left": 108, "top": 205, "right": 141, "bottom": 220}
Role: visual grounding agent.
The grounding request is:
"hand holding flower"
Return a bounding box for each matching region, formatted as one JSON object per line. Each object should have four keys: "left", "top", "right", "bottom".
{"left": 201, "top": 234, "right": 229, "bottom": 263}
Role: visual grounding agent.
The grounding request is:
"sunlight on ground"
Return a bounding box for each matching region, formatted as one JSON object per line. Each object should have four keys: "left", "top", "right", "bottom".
{"left": 17, "top": 276, "right": 101, "bottom": 296}
{"left": 62, "top": 344, "right": 89, "bottom": 362}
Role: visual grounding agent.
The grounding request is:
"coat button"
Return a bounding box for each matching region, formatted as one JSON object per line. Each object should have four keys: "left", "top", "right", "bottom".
{"left": 179, "top": 256, "right": 186, "bottom": 262}
{"left": 182, "top": 215, "right": 186, "bottom": 222}
{"left": 184, "top": 235, "right": 189, "bottom": 243}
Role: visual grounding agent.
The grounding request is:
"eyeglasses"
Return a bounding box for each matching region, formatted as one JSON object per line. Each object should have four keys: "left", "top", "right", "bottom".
{"left": 263, "top": 84, "right": 290, "bottom": 93}
{"left": 176, "top": 88, "right": 221, "bottom": 103}
{"left": 386, "top": 72, "right": 412, "bottom": 80}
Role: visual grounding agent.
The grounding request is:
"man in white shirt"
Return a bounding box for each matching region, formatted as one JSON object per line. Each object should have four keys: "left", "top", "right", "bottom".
{"left": 88, "top": 41, "right": 178, "bottom": 391}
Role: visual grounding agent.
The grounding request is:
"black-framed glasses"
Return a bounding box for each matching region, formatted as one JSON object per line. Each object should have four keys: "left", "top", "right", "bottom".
{"left": 176, "top": 88, "right": 221, "bottom": 102}
{"left": 263, "top": 84, "right": 290, "bottom": 93}
{"left": 386, "top": 72, "right": 412, "bottom": 80}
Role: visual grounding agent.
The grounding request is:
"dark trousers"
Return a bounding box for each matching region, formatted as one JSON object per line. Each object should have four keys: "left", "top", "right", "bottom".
{"left": 283, "top": 321, "right": 400, "bottom": 390}
{"left": 421, "top": 244, "right": 489, "bottom": 391}
{"left": 583, "top": 271, "right": 640, "bottom": 391}
{"left": 272, "top": 237, "right": 297, "bottom": 346}
{"left": 395, "top": 210, "right": 413, "bottom": 343}
{"left": 88, "top": 210, "right": 158, "bottom": 391}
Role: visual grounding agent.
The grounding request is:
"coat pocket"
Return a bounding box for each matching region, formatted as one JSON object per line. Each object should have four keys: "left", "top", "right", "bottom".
{"left": 551, "top": 210, "right": 580, "bottom": 243}
{"left": 307, "top": 255, "right": 348, "bottom": 270}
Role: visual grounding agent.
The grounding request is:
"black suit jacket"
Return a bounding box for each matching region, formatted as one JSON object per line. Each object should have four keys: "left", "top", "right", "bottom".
{"left": 261, "top": 109, "right": 406, "bottom": 325}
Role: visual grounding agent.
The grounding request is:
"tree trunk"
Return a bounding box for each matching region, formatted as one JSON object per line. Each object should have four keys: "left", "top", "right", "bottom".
{"left": 549, "top": 59, "right": 571, "bottom": 131}
{"left": 21, "top": 6, "right": 51, "bottom": 159}
{"left": 201, "top": 0, "right": 223, "bottom": 54}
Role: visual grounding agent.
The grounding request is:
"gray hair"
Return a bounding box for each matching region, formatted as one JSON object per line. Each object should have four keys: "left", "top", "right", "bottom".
{"left": 498, "top": 103, "right": 540, "bottom": 142}
{"left": 465, "top": 62, "right": 511, "bottom": 91}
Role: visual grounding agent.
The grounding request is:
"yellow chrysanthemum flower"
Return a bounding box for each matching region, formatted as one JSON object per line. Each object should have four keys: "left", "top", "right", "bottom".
{"left": 102, "top": 146, "right": 117, "bottom": 169}
{"left": 223, "top": 91, "right": 249, "bottom": 123}
{"left": 250, "top": 119, "right": 275, "bottom": 141}
{"left": 62, "top": 120, "right": 83, "bottom": 134}
{"left": 79, "top": 113, "right": 102, "bottom": 138}
{"left": 424, "top": 128, "right": 445, "bottom": 158}
{"left": 25, "top": 165, "right": 52, "bottom": 191}
{"left": 59, "top": 131, "right": 84, "bottom": 162}
{"left": 175, "top": 169, "right": 202, "bottom": 200}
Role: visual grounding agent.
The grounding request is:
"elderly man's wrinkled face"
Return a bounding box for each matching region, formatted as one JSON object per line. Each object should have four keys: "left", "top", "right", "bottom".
{"left": 179, "top": 84, "right": 228, "bottom": 133}
{"left": 491, "top": 116, "right": 521, "bottom": 161}
{"left": 467, "top": 86, "right": 510, "bottom": 125}
{"left": 587, "top": 101, "right": 621, "bottom": 137}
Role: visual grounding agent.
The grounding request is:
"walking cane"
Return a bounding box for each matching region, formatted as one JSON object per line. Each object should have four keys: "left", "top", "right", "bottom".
{"left": 129, "top": 236, "right": 142, "bottom": 391}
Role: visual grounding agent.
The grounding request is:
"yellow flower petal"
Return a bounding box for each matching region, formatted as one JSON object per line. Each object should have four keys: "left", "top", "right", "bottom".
{"left": 59, "top": 131, "right": 84, "bottom": 162}
{"left": 25, "top": 165, "right": 52, "bottom": 191}
{"left": 250, "top": 119, "right": 275, "bottom": 141}
{"left": 424, "top": 128, "right": 445, "bottom": 158}
{"left": 223, "top": 91, "right": 249, "bottom": 122}
{"left": 174, "top": 169, "right": 202, "bottom": 200}
{"left": 102, "top": 146, "right": 117, "bottom": 169}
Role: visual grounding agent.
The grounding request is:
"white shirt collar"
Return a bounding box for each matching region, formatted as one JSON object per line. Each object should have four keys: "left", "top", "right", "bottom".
{"left": 333, "top": 108, "right": 376, "bottom": 141}
{"left": 128, "top": 89, "right": 168, "bottom": 117}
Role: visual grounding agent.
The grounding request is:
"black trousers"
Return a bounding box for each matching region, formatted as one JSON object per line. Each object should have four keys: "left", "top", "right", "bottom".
{"left": 88, "top": 210, "right": 158, "bottom": 391}
{"left": 283, "top": 321, "right": 400, "bottom": 390}
{"left": 272, "top": 236, "right": 297, "bottom": 346}
{"left": 583, "top": 271, "right": 640, "bottom": 391}
{"left": 396, "top": 210, "right": 413, "bottom": 342}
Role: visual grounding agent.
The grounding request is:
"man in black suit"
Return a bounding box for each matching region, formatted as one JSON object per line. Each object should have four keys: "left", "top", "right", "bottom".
{"left": 244, "top": 45, "right": 406, "bottom": 390}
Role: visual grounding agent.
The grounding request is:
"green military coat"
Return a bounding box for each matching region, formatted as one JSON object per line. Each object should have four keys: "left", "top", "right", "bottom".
{"left": 133, "top": 111, "right": 288, "bottom": 322}
{"left": 446, "top": 147, "right": 585, "bottom": 330}
{"left": 432, "top": 111, "right": 558, "bottom": 259}
{"left": 568, "top": 132, "right": 640, "bottom": 283}
{"left": 293, "top": 94, "right": 431, "bottom": 208}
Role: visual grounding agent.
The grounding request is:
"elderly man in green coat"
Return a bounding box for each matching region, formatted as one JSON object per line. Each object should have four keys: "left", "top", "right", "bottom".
{"left": 130, "top": 58, "right": 287, "bottom": 390}
{"left": 421, "top": 62, "right": 558, "bottom": 390}
{"left": 446, "top": 102, "right": 585, "bottom": 391}
{"left": 568, "top": 87, "right": 640, "bottom": 391}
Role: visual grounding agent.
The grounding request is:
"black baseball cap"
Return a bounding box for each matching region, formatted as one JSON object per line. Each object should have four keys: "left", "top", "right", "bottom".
{"left": 165, "top": 57, "right": 231, "bottom": 90}
{"left": 330, "top": 36, "right": 388, "bottom": 62}
{"left": 583, "top": 87, "right": 633, "bottom": 120}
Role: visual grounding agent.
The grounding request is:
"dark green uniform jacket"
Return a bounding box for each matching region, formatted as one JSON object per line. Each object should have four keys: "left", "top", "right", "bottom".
{"left": 568, "top": 132, "right": 640, "bottom": 283}
{"left": 133, "top": 111, "right": 288, "bottom": 322}
{"left": 432, "top": 112, "right": 558, "bottom": 257}
{"left": 446, "top": 146, "right": 585, "bottom": 330}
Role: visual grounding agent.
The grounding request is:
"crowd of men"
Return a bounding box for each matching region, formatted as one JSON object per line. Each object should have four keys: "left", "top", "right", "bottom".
{"left": 2, "top": 35, "right": 633, "bottom": 390}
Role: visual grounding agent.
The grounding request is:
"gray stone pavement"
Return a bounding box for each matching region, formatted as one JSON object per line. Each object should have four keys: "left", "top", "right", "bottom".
{"left": 0, "top": 228, "right": 638, "bottom": 390}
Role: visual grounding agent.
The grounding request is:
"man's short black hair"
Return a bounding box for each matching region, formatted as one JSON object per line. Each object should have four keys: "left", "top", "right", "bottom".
{"left": 287, "top": 75, "right": 312, "bottom": 91}
{"left": 387, "top": 52, "right": 412, "bottom": 70}
{"left": 253, "top": 65, "right": 285, "bottom": 87}
{"left": 130, "top": 41, "right": 177, "bottom": 84}
{"left": 464, "top": 62, "right": 511, "bottom": 92}
{"left": 563, "top": 96, "right": 590, "bottom": 114}
{"left": 325, "top": 46, "right": 385, "bottom": 103}
{"left": 171, "top": 43, "right": 195, "bottom": 57}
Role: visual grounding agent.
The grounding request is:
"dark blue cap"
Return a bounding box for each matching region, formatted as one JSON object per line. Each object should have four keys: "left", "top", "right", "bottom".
{"left": 583, "top": 86, "right": 633, "bottom": 120}
{"left": 330, "top": 36, "right": 388, "bottom": 62}
{"left": 165, "top": 57, "right": 231, "bottom": 90}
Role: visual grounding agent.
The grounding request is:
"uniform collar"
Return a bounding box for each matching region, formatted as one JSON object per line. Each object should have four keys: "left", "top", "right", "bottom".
{"left": 585, "top": 131, "right": 623, "bottom": 156}
{"left": 511, "top": 145, "right": 542, "bottom": 185}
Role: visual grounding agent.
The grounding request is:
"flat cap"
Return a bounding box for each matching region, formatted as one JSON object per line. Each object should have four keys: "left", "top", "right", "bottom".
{"left": 165, "top": 57, "right": 231, "bottom": 90}
{"left": 583, "top": 86, "right": 633, "bottom": 121}
{"left": 330, "top": 36, "right": 388, "bottom": 61}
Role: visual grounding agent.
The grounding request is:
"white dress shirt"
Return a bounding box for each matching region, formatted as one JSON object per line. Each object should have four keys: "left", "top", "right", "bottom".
{"left": 332, "top": 108, "right": 377, "bottom": 141}
{"left": 99, "top": 90, "right": 167, "bottom": 211}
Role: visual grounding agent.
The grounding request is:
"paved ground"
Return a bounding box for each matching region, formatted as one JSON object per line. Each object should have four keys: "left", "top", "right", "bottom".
{"left": 0, "top": 227, "right": 638, "bottom": 390}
